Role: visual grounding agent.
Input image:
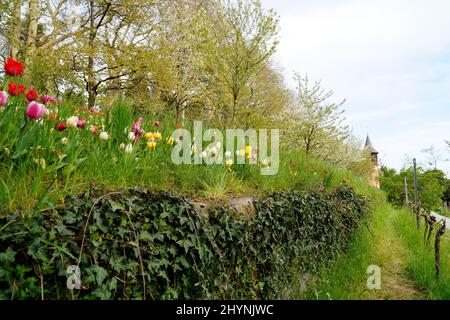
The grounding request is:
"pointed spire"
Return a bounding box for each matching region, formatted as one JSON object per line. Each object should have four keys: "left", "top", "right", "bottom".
{"left": 365, "top": 135, "right": 378, "bottom": 154}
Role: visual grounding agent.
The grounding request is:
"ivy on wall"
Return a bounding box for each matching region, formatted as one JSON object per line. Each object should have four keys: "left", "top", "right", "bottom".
{"left": 0, "top": 187, "right": 368, "bottom": 299}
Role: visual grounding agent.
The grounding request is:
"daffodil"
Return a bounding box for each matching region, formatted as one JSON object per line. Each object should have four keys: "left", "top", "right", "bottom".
{"left": 61, "top": 137, "right": 68, "bottom": 145}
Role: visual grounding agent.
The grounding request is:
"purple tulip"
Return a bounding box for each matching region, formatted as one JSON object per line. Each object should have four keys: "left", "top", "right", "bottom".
{"left": 26, "top": 101, "right": 46, "bottom": 120}
{"left": 0, "top": 91, "right": 8, "bottom": 107}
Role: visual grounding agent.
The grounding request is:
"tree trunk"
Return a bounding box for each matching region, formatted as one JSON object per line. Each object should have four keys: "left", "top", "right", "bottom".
{"left": 231, "top": 92, "right": 238, "bottom": 128}
{"left": 87, "top": 81, "right": 97, "bottom": 107}
{"left": 86, "top": 0, "right": 96, "bottom": 107}
{"left": 10, "top": 0, "right": 22, "bottom": 59}
{"left": 25, "top": 0, "right": 39, "bottom": 64}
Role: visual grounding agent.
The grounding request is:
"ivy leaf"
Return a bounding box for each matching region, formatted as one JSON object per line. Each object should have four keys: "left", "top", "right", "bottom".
{"left": 63, "top": 212, "right": 77, "bottom": 224}
{"left": 94, "top": 266, "right": 108, "bottom": 286}
{"left": 107, "top": 199, "right": 125, "bottom": 212}
{"left": 0, "top": 247, "right": 16, "bottom": 263}
{"left": 139, "top": 230, "right": 153, "bottom": 242}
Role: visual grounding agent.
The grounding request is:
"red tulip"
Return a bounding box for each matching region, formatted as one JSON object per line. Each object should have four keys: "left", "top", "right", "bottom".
{"left": 154, "top": 120, "right": 160, "bottom": 127}
{"left": 26, "top": 89, "right": 39, "bottom": 102}
{"left": 175, "top": 124, "right": 183, "bottom": 129}
{"left": 4, "top": 58, "right": 24, "bottom": 76}
{"left": 56, "top": 122, "right": 67, "bottom": 132}
{"left": 8, "top": 82, "right": 26, "bottom": 96}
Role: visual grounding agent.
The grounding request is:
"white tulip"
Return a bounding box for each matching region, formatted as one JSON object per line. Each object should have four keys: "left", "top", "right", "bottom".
{"left": 209, "top": 146, "right": 218, "bottom": 156}
{"left": 128, "top": 132, "right": 135, "bottom": 141}
{"left": 125, "top": 143, "right": 133, "bottom": 154}
{"left": 99, "top": 132, "right": 109, "bottom": 141}
{"left": 66, "top": 116, "right": 79, "bottom": 128}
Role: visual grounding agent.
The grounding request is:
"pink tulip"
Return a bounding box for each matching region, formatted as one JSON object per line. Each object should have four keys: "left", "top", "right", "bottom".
{"left": 132, "top": 117, "right": 143, "bottom": 132}
{"left": 0, "top": 91, "right": 8, "bottom": 107}
{"left": 26, "top": 101, "right": 46, "bottom": 120}
{"left": 41, "top": 94, "right": 56, "bottom": 105}
{"left": 77, "top": 119, "right": 86, "bottom": 128}
{"left": 131, "top": 117, "right": 145, "bottom": 142}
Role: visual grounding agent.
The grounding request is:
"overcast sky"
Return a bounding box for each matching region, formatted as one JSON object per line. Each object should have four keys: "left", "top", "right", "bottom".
{"left": 261, "top": 0, "right": 450, "bottom": 173}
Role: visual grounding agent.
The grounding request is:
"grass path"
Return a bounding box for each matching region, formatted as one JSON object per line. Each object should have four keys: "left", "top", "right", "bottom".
{"left": 294, "top": 202, "right": 427, "bottom": 299}
{"left": 363, "top": 206, "right": 424, "bottom": 300}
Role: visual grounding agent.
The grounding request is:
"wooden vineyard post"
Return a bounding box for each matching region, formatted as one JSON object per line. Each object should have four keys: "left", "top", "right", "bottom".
{"left": 435, "top": 220, "right": 446, "bottom": 278}
{"left": 413, "top": 158, "right": 419, "bottom": 228}
{"left": 404, "top": 176, "right": 409, "bottom": 208}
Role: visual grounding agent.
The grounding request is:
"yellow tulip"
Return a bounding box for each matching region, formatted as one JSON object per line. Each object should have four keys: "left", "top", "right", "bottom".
{"left": 144, "top": 132, "right": 154, "bottom": 139}
{"left": 226, "top": 159, "right": 233, "bottom": 171}
{"left": 146, "top": 141, "right": 157, "bottom": 149}
{"left": 153, "top": 132, "right": 162, "bottom": 141}
{"left": 166, "top": 136, "right": 174, "bottom": 145}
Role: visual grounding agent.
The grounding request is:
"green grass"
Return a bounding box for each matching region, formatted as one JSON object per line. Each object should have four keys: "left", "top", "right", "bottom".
{"left": 287, "top": 195, "right": 385, "bottom": 300}
{"left": 288, "top": 197, "right": 450, "bottom": 300}
{"left": 392, "top": 209, "right": 450, "bottom": 299}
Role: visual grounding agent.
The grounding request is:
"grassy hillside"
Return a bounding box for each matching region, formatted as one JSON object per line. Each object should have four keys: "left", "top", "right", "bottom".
{"left": 0, "top": 100, "right": 374, "bottom": 215}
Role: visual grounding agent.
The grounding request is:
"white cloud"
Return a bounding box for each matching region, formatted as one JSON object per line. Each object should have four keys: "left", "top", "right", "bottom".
{"left": 262, "top": 0, "right": 450, "bottom": 172}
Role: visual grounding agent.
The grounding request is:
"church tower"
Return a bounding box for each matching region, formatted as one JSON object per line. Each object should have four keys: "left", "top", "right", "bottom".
{"left": 365, "top": 135, "right": 380, "bottom": 189}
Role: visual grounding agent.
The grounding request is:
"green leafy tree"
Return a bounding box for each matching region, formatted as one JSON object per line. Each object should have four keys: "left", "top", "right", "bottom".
{"left": 380, "top": 166, "right": 447, "bottom": 212}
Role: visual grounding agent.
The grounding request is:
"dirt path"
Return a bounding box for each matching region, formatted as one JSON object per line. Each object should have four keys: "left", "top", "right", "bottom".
{"left": 431, "top": 212, "right": 450, "bottom": 230}
{"left": 363, "top": 207, "right": 424, "bottom": 300}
